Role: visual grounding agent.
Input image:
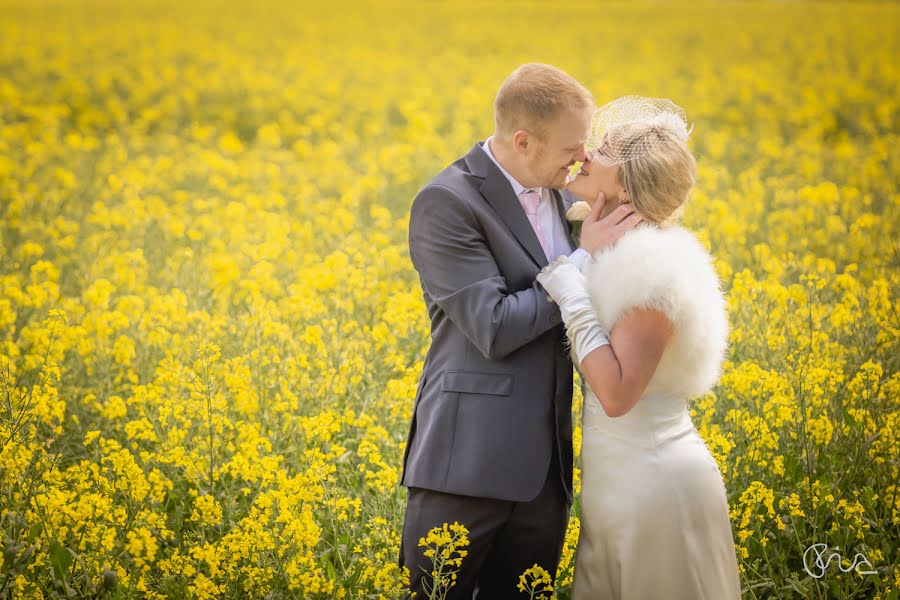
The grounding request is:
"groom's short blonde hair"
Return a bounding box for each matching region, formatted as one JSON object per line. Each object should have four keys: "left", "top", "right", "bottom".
{"left": 494, "top": 63, "right": 594, "bottom": 141}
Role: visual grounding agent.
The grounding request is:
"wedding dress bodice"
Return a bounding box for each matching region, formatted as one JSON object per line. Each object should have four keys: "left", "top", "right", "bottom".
{"left": 581, "top": 386, "right": 695, "bottom": 448}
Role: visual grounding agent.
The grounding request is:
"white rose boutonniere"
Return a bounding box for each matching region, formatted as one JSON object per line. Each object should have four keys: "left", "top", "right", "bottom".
{"left": 565, "top": 200, "right": 591, "bottom": 246}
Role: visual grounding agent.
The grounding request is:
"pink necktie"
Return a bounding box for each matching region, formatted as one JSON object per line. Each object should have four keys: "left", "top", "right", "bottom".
{"left": 519, "top": 189, "right": 550, "bottom": 260}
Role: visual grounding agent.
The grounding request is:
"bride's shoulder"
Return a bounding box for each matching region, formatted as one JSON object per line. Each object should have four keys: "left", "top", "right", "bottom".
{"left": 589, "top": 224, "right": 715, "bottom": 283}
{"left": 584, "top": 224, "right": 724, "bottom": 326}
{"left": 604, "top": 224, "right": 708, "bottom": 260}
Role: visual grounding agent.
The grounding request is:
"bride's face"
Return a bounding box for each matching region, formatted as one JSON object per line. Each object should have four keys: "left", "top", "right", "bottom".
{"left": 565, "top": 143, "right": 627, "bottom": 218}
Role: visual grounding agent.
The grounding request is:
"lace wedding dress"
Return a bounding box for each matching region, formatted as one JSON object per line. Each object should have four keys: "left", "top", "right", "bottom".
{"left": 571, "top": 225, "right": 742, "bottom": 600}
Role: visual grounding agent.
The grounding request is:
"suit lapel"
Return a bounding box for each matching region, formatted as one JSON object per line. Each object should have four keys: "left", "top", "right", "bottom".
{"left": 480, "top": 173, "right": 549, "bottom": 267}
{"left": 465, "top": 142, "right": 548, "bottom": 268}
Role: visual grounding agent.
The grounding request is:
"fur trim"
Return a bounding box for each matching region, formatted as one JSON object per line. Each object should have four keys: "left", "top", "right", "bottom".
{"left": 584, "top": 225, "right": 729, "bottom": 399}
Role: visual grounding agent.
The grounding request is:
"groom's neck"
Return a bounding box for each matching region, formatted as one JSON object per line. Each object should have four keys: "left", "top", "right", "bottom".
{"left": 488, "top": 136, "right": 534, "bottom": 188}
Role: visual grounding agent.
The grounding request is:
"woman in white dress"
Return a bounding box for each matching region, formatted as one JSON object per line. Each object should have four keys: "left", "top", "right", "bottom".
{"left": 536, "top": 96, "right": 742, "bottom": 600}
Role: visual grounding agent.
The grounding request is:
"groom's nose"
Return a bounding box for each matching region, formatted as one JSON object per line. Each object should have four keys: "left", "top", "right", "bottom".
{"left": 573, "top": 146, "right": 587, "bottom": 163}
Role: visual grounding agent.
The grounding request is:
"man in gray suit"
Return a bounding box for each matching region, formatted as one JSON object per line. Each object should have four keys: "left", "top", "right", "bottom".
{"left": 400, "top": 63, "right": 643, "bottom": 598}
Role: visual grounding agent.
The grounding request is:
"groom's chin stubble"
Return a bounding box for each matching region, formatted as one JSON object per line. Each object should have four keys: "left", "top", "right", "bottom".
{"left": 548, "top": 175, "right": 568, "bottom": 191}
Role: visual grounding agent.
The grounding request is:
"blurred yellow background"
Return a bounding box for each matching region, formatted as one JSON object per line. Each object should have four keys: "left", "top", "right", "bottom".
{"left": 0, "top": 1, "right": 897, "bottom": 598}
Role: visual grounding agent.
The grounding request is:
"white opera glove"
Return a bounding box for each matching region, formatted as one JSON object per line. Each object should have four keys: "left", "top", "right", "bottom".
{"left": 536, "top": 255, "right": 610, "bottom": 364}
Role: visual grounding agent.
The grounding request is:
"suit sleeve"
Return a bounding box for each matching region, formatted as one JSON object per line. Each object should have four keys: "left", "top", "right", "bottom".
{"left": 408, "top": 183, "right": 562, "bottom": 360}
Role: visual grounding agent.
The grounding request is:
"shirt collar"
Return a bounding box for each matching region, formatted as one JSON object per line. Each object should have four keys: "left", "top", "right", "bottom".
{"left": 482, "top": 136, "right": 542, "bottom": 199}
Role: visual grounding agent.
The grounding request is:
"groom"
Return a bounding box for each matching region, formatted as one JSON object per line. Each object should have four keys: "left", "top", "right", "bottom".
{"left": 400, "top": 63, "right": 642, "bottom": 597}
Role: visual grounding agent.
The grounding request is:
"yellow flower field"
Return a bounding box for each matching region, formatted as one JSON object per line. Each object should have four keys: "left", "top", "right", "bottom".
{"left": 0, "top": 1, "right": 897, "bottom": 598}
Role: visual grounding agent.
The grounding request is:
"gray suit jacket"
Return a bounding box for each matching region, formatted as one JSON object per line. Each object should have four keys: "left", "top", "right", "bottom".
{"left": 401, "top": 141, "right": 579, "bottom": 503}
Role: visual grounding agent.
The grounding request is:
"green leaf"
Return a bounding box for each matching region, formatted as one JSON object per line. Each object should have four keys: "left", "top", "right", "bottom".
{"left": 49, "top": 541, "right": 73, "bottom": 582}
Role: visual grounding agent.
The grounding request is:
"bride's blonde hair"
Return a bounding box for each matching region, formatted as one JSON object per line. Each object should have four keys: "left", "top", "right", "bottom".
{"left": 613, "top": 123, "right": 697, "bottom": 227}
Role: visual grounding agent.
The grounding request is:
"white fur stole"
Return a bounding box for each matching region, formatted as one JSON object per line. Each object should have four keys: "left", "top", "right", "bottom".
{"left": 583, "top": 225, "right": 729, "bottom": 399}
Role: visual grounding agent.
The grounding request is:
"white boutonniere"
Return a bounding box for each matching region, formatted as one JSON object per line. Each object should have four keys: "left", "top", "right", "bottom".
{"left": 565, "top": 200, "right": 591, "bottom": 246}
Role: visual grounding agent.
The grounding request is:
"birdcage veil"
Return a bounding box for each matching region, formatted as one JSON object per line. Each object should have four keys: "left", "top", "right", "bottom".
{"left": 587, "top": 95, "right": 693, "bottom": 166}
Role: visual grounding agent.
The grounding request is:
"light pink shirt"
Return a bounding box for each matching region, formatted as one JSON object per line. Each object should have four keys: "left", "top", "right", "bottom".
{"left": 482, "top": 137, "right": 590, "bottom": 272}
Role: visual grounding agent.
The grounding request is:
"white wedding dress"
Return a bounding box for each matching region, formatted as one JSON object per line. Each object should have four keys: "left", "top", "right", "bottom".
{"left": 571, "top": 225, "right": 742, "bottom": 600}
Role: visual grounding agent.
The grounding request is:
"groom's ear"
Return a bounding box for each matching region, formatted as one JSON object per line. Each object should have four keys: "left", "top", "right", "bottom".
{"left": 512, "top": 129, "right": 531, "bottom": 154}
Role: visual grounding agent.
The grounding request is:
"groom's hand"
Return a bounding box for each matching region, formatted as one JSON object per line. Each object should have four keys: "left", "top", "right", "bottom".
{"left": 578, "top": 191, "right": 643, "bottom": 254}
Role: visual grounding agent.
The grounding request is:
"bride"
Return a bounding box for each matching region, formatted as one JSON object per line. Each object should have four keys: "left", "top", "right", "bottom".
{"left": 536, "top": 96, "right": 742, "bottom": 599}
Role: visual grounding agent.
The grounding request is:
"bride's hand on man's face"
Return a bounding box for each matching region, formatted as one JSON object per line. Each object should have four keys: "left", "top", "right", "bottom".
{"left": 578, "top": 191, "right": 643, "bottom": 254}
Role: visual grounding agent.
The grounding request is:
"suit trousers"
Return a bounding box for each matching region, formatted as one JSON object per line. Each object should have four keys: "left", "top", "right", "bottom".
{"left": 399, "top": 443, "right": 570, "bottom": 599}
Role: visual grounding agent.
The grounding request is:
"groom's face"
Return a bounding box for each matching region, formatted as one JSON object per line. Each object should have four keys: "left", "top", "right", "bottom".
{"left": 527, "top": 107, "right": 592, "bottom": 190}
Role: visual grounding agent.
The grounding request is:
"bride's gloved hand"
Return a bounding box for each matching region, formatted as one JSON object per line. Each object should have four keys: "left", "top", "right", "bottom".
{"left": 536, "top": 255, "right": 588, "bottom": 309}
{"left": 537, "top": 255, "right": 610, "bottom": 365}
